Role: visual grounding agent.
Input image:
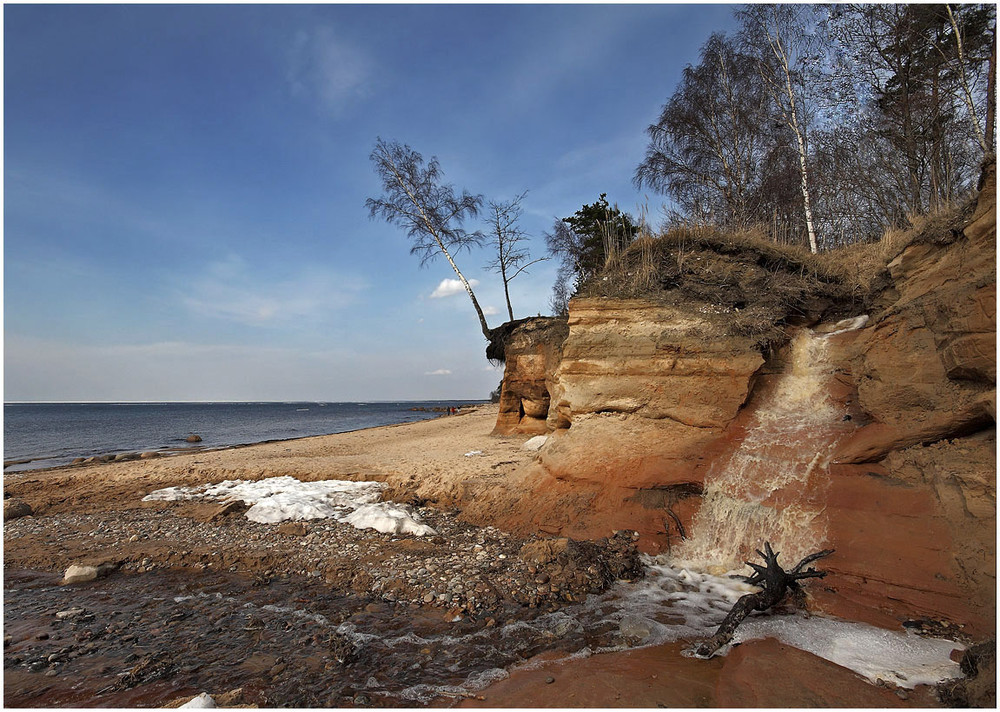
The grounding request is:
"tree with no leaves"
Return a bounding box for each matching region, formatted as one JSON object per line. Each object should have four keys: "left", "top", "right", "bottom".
{"left": 738, "top": 4, "right": 822, "bottom": 254}
{"left": 366, "top": 137, "right": 493, "bottom": 340}
{"left": 483, "top": 191, "right": 547, "bottom": 322}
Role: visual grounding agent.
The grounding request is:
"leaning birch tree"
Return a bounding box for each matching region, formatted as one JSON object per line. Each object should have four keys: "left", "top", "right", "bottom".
{"left": 366, "top": 137, "right": 493, "bottom": 340}
{"left": 739, "top": 4, "right": 821, "bottom": 253}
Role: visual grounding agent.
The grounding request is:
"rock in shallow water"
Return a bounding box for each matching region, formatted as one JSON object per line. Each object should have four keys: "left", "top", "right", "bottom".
{"left": 61, "top": 566, "right": 99, "bottom": 585}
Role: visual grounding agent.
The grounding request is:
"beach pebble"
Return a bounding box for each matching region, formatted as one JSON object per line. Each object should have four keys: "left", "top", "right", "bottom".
{"left": 62, "top": 565, "right": 100, "bottom": 585}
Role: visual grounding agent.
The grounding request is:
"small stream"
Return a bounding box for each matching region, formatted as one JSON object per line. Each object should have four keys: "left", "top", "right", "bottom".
{"left": 4, "top": 555, "right": 964, "bottom": 707}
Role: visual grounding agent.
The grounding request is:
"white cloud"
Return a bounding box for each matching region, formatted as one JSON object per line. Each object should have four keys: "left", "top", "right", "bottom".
{"left": 287, "top": 26, "right": 372, "bottom": 114}
{"left": 425, "top": 369, "right": 452, "bottom": 376}
{"left": 430, "top": 278, "right": 478, "bottom": 299}
{"left": 482, "top": 305, "right": 500, "bottom": 316}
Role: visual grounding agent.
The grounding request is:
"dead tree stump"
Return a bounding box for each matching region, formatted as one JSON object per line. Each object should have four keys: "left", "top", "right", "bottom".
{"left": 693, "top": 542, "right": 834, "bottom": 658}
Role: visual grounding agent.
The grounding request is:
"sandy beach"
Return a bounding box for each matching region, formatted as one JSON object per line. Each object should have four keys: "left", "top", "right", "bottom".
{"left": 3, "top": 404, "right": 952, "bottom": 707}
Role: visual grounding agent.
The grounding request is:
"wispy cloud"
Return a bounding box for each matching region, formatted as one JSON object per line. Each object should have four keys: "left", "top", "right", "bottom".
{"left": 425, "top": 369, "right": 452, "bottom": 376}
{"left": 430, "top": 278, "right": 478, "bottom": 299}
{"left": 287, "top": 25, "right": 372, "bottom": 114}
{"left": 482, "top": 305, "right": 499, "bottom": 316}
{"left": 180, "top": 254, "right": 366, "bottom": 326}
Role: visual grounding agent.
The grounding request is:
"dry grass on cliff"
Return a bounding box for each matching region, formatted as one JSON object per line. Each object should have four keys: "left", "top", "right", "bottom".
{"left": 584, "top": 196, "right": 974, "bottom": 344}
{"left": 816, "top": 198, "right": 972, "bottom": 293}
{"left": 582, "top": 225, "right": 857, "bottom": 342}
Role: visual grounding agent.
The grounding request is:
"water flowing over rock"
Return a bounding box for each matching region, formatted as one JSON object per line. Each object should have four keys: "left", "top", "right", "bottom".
{"left": 677, "top": 328, "right": 857, "bottom": 570}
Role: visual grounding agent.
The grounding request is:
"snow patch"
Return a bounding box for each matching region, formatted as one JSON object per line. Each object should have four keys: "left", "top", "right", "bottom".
{"left": 178, "top": 692, "right": 215, "bottom": 708}
{"left": 573, "top": 559, "right": 964, "bottom": 689}
{"left": 142, "top": 476, "right": 435, "bottom": 536}
{"left": 342, "top": 503, "right": 437, "bottom": 537}
{"left": 733, "top": 615, "right": 964, "bottom": 688}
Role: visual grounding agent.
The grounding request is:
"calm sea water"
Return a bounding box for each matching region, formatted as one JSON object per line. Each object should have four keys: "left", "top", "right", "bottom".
{"left": 3, "top": 401, "right": 477, "bottom": 472}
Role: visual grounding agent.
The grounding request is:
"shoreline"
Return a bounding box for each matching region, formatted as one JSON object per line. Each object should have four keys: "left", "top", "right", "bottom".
{"left": 3, "top": 402, "right": 485, "bottom": 474}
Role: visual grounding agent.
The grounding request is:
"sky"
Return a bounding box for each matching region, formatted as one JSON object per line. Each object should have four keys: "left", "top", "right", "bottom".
{"left": 4, "top": 3, "right": 738, "bottom": 402}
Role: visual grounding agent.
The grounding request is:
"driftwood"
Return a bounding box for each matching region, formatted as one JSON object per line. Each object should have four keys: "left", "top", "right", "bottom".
{"left": 693, "top": 542, "right": 834, "bottom": 658}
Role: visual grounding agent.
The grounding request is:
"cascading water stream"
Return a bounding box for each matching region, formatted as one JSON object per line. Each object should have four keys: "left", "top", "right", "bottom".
{"left": 675, "top": 327, "right": 855, "bottom": 571}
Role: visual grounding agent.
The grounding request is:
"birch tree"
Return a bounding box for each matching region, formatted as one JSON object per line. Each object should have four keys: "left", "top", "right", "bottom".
{"left": 739, "top": 4, "right": 821, "bottom": 253}
{"left": 366, "top": 137, "right": 493, "bottom": 339}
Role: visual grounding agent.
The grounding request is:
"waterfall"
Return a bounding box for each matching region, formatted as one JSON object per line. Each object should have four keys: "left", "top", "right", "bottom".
{"left": 676, "top": 326, "right": 857, "bottom": 571}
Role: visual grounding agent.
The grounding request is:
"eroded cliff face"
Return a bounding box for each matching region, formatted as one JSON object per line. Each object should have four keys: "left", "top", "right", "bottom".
{"left": 480, "top": 299, "right": 767, "bottom": 553}
{"left": 475, "top": 164, "right": 995, "bottom": 635}
{"left": 491, "top": 317, "right": 568, "bottom": 435}
{"left": 818, "top": 165, "right": 996, "bottom": 635}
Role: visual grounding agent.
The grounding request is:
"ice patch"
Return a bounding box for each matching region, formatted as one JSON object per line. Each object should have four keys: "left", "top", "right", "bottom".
{"left": 733, "top": 615, "right": 964, "bottom": 688}
{"left": 178, "top": 692, "right": 215, "bottom": 708}
{"left": 142, "top": 476, "right": 434, "bottom": 535}
{"left": 342, "top": 503, "right": 437, "bottom": 537}
{"left": 564, "top": 559, "right": 964, "bottom": 689}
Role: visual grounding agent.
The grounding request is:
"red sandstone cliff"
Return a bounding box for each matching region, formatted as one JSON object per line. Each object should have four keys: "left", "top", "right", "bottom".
{"left": 472, "top": 163, "right": 995, "bottom": 635}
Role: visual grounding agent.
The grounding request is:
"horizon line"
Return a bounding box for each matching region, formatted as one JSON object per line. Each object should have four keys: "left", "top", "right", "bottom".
{"left": 4, "top": 398, "right": 488, "bottom": 405}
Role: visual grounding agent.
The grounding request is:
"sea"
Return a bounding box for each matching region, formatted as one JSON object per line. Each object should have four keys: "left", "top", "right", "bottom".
{"left": 3, "top": 400, "right": 477, "bottom": 472}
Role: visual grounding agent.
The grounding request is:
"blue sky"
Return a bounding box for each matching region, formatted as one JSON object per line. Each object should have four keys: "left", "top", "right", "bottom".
{"left": 4, "top": 4, "right": 737, "bottom": 402}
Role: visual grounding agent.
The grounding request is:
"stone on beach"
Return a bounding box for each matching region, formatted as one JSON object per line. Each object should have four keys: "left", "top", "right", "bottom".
{"left": 521, "top": 435, "right": 548, "bottom": 451}
{"left": 61, "top": 562, "right": 117, "bottom": 585}
{"left": 4, "top": 498, "right": 33, "bottom": 520}
{"left": 61, "top": 565, "right": 100, "bottom": 585}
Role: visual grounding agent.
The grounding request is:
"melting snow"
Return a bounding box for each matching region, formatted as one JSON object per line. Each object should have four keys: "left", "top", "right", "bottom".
{"left": 142, "top": 476, "right": 436, "bottom": 536}
{"left": 343, "top": 503, "right": 438, "bottom": 537}
{"left": 178, "top": 692, "right": 215, "bottom": 708}
{"left": 575, "top": 559, "right": 964, "bottom": 689}
{"left": 733, "top": 615, "right": 964, "bottom": 688}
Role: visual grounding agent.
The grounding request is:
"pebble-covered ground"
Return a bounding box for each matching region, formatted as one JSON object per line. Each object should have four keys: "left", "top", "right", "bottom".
{"left": 4, "top": 500, "right": 645, "bottom": 707}
{"left": 4, "top": 503, "right": 642, "bottom": 614}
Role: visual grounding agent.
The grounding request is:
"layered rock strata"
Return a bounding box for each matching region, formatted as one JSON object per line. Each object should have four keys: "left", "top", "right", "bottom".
{"left": 491, "top": 317, "right": 568, "bottom": 435}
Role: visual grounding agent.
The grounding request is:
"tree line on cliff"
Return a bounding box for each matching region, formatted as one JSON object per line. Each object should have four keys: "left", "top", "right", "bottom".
{"left": 367, "top": 3, "right": 995, "bottom": 342}
{"left": 637, "top": 4, "right": 995, "bottom": 253}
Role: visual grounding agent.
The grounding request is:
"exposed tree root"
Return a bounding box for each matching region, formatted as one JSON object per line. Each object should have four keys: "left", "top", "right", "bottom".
{"left": 694, "top": 543, "right": 834, "bottom": 658}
